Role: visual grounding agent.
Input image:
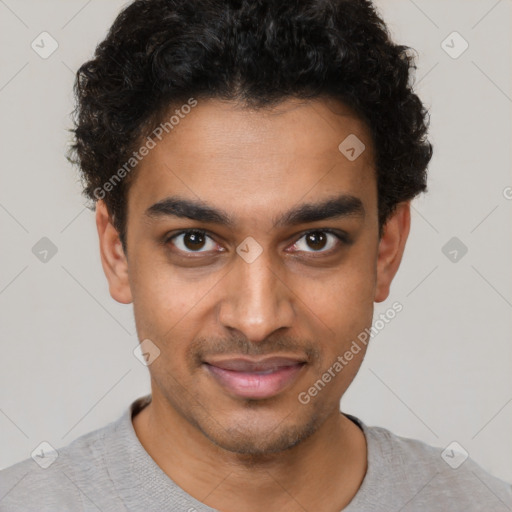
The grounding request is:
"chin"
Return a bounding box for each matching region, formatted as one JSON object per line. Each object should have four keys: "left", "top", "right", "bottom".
{"left": 198, "top": 407, "right": 324, "bottom": 458}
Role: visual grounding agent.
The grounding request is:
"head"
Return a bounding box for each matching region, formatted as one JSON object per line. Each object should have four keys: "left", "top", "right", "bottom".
{"left": 70, "top": 0, "right": 432, "bottom": 456}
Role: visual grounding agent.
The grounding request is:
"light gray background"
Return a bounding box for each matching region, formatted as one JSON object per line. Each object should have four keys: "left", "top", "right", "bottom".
{"left": 1, "top": 0, "right": 511, "bottom": 484}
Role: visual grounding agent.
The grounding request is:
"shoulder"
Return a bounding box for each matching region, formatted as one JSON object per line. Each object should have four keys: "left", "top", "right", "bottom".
{"left": 0, "top": 416, "right": 122, "bottom": 512}
{"left": 363, "top": 423, "right": 512, "bottom": 510}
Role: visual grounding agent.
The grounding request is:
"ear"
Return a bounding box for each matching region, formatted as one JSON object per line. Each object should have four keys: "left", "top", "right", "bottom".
{"left": 374, "top": 201, "right": 411, "bottom": 303}
{"left": 96, "top": 200, "right": 133, "bottom": 304}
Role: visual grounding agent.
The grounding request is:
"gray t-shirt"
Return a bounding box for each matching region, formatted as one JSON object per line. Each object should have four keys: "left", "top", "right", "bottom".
{"left": 1, "top": 395, "right": 511, "bottom": 511}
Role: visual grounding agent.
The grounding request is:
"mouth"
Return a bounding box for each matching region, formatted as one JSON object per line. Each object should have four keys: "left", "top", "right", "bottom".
{"left": 203, "top": 356, "right": 307, "bottom": 400}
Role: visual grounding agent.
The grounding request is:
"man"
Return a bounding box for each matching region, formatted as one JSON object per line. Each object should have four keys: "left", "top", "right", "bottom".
{"left": 1, "top": 0, "right": 510, "bottom": 510}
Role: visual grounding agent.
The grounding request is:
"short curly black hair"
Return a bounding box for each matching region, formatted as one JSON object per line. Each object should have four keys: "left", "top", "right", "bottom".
{"left": 69, "top": 0, "right": 432, "bottom": 251}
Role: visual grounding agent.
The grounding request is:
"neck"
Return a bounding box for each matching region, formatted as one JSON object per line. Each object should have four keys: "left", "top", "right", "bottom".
{"left": 132, "top": 394, "right": 367, "bottom": 512}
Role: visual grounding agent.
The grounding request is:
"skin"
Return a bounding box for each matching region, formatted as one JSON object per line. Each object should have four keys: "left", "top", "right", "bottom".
{"left": 96, "top": 97, "right": 410, "bottom": 512}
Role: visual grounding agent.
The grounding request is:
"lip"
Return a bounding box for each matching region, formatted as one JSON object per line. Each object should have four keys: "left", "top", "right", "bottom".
{"left": 203, "top": 356, "right": 307, "bottom": 399}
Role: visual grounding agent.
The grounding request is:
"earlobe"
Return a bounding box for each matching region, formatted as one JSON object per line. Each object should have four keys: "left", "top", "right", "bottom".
{"left": 374, "top": 201, "right": 411, "bottom": 303}
{"left": 95, "top": 200, "right": 133, "bottom": 304}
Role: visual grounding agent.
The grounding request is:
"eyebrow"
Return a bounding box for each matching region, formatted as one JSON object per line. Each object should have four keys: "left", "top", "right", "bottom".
{"left": 144, "top": 193, "right": 365, "bottom": 228}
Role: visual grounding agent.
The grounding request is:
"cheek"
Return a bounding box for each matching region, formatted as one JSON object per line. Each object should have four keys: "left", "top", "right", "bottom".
{"left": 300, "top": 255, "right": 376, "bottom": 329}
{"left": 129, "top": 256, "right": 178, "bottom": 342}
{"left": 129, "top": 257, "right": 219, "bottom": 347}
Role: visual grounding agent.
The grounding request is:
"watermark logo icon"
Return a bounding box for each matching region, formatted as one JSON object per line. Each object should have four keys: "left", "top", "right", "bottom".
{"left": 32, "top": 237, "right": 58, "bottom": 263}
{"left": 133, "top": 339, "right": 161, "bottom": 366}
{"left": 338, "top": 134, "right": 366, "bottom": 162}
{"left": 441, "top": 441, "right": 469, "bottom": 469}
{"left": 31, "top": 441, "right": 58, "bottom": 469}
{"left": 236, "top": 237, "right": 263, "bottom": 264}
{"left": 442, "top": 237, "right": 468, "bottom": 263}
{"left": 441, "top": 31, "right": 469, "bottom": 59}
{"left": 31, "top": 32, "right": 59, "bottom": 59}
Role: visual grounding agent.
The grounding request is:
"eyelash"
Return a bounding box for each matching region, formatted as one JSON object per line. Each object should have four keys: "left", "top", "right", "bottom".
{"left": 164, "top": 228, "right": 350, "bottom": 256}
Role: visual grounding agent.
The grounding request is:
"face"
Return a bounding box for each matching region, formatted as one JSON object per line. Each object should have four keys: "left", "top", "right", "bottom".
{"left": 97, "top": 97, "right": 410, "bottom": 456}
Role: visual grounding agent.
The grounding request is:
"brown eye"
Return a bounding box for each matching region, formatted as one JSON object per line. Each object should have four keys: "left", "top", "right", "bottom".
{"left": 305, "top": 231, "right": 328, "bottom": 251}
{"left": 169, "top": 230, "right": 217, "bottom": 253}
{"left": 290, "top": 229, "right": 346, "bottom": 254}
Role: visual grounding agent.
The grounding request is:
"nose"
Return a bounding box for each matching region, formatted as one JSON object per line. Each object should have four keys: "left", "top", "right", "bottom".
{"left": 218, "top": 249, "right": 295, "bottom": 343}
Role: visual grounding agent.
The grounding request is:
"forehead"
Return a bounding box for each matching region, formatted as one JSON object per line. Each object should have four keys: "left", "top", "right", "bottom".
{"left": 127, "top": 97, "right": 376, "bottom": 224}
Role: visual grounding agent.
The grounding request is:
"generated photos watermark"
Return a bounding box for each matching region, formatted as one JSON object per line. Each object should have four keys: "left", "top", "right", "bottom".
{"left": 93, "top": 97, "right": 198, "bottom": 200}
{"left": 298, "top": 301, "right": 403, "bottom": 404}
